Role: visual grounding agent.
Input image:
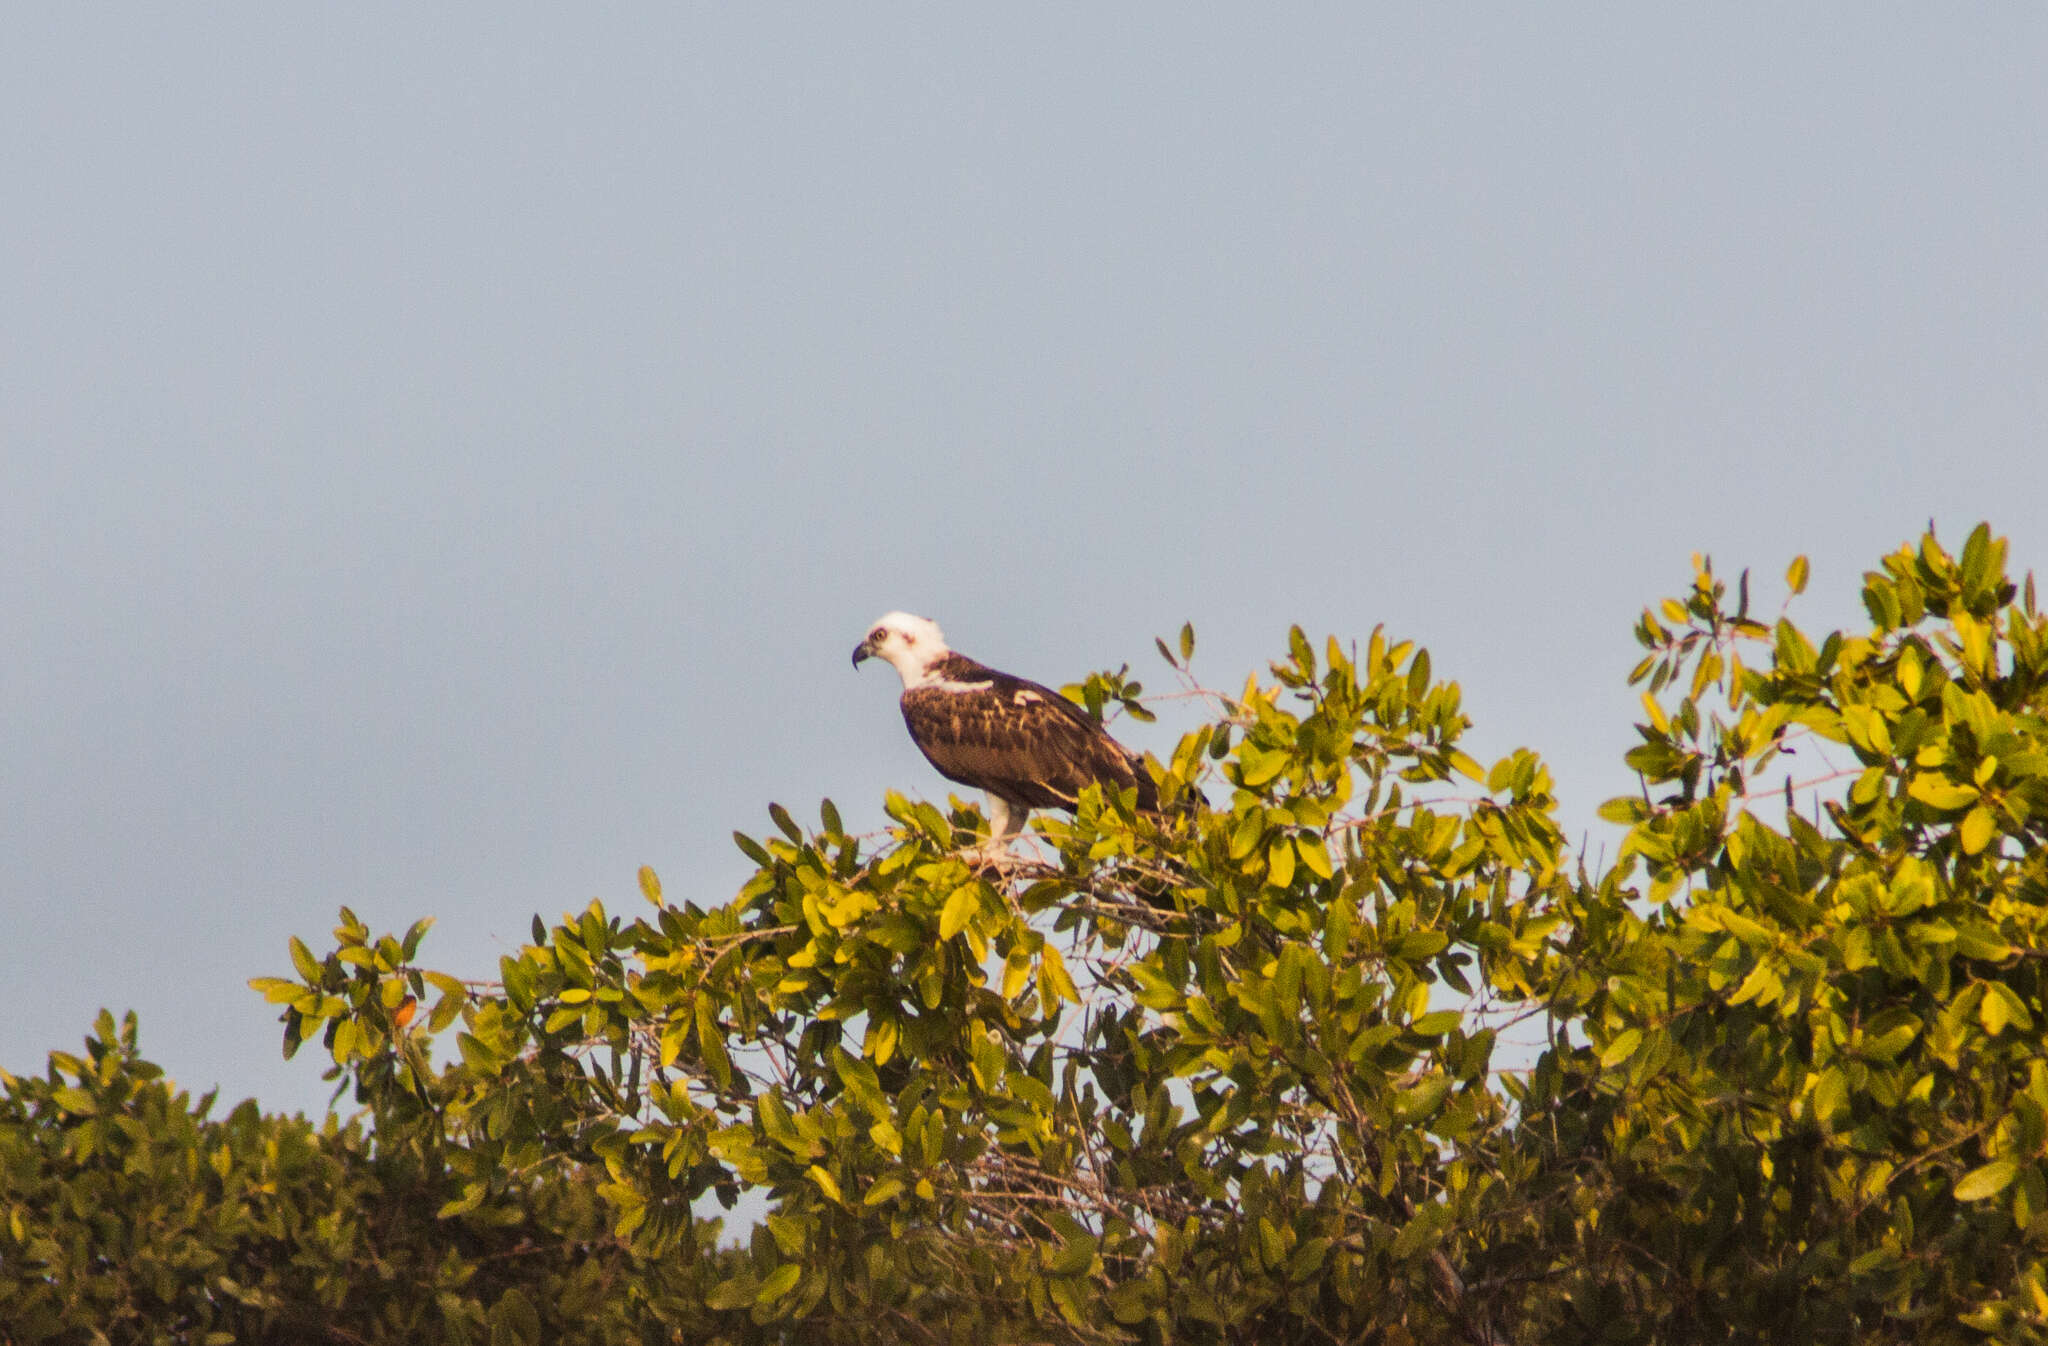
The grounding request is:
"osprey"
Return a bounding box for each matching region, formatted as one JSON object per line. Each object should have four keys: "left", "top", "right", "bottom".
{"left": 852, "top": 612, "right": 1158, "bottom": 849}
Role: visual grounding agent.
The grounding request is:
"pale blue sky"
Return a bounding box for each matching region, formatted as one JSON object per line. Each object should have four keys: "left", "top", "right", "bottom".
{"left": 5, "top": 10, "right": 2045, "bottom": 1117}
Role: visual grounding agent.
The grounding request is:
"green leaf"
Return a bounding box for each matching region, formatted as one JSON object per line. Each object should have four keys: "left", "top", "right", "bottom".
{"left": 1960, "top": 522, "right": 1994, "bottom": 592}
{"left": 1289, "top": 1236, "right": 1332, "bottom": 1283}
{"left": 1394, "top": 930, "right": 1449, "bottom": 960}
{"left": 1045, "top": 1230, "right": 1098, "bottom": 1278}
{"left": 1812, "top": 1066, "right": 1849, "bottom": 1125}
{"left": 1390, "top": 1200, "right": 1446, "bottom": 1258}
{"left": 1238, "top": 746, "right": 1286, "bottom": 788}
{"left": 456, "top": 1032, "right": 495, "bottom": 1073}
{"left": 1288, "top": 625, "right": 1315, "bottom": 678}
{"left": 638, "top": 865, "right": 663, "bottom": 907}
{"left": 733, "top": 831, "right": 773, "bottom": 866}
{"left": 424, "top": 971, "right": 467, "bottom": 1000}
{"left": 1773, "top": 619, "right": 1817, "bottom": 674}
{"left": 1407, "top": 648, "right": 1432, "bottom": 701}
{"left": 1598, "top": 1028, "right": 1642, "bottom": 1068}
{"left": 399, "top": 917, "right": 434, "bottom": 961}
{"left": 1411, "top": 1010, "right": 1461, "bottom": 1038}
{"left": 705, "top": 1275, "right": 757, "bottom": 1310}
{"left": 1955, "top": 1158, "right": 2018, "bottom": 1202}
{"left": 696, "top": 997, "right": 734, "bottom": 1089}
{"left": 289, "top": 937, "right": 321, "bottom": 984}
{"left": 488, "top": 1288, "right": 541, "bottom": 1346}
{"left": 428, "top": 994, "right": 463, "bottom": 1034}
{"left": 1787, "top": 554, "right": 1810, "bottom": 595}
{"left": 1392, "top": 1073, "right": 1449, "bottom": 1123}
{"left": 437, "top": 1181, "right": 486, "bottom": 1219}
{"left": 1127, "top": 962, "right": 1182, "bottom": 1011}
{"left": 756, "top": 1263, "right": 802, "bottom": 1304}
{"left": 1953, "top": 922, "right": 2014, "bottom": 962}
{"left": 1596, "top": 797, "right": 1647, "bottom": 825}
{"left": 863, "top": 1176, "right": 906, "bottom": 1206}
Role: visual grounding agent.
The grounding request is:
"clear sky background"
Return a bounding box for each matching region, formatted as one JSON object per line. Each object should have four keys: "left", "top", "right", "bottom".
{"left": 5, "top": 11, "right": 2046, "bottom": 1119}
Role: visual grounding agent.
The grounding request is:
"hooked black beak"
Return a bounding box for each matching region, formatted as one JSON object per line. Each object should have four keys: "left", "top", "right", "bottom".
{"left": 851, "top": 639, "right": 873, "bottom": 670}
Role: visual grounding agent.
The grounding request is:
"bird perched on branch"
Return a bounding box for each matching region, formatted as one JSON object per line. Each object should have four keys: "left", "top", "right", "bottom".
{"left": 852, "top": 612, "right": 1159, "bottom": 854}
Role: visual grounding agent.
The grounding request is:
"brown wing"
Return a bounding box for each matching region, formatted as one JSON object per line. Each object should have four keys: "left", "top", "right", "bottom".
{"left": 901, "top": 669, "right": 1155, "bottom": 813}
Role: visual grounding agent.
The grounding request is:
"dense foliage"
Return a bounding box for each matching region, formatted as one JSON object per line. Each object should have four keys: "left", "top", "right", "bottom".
{"left": 6, "top": 523, "right": 2047, "bottom": 1344}
{"left": 0, "top": 1012, "right": 745, "bottom": 1344}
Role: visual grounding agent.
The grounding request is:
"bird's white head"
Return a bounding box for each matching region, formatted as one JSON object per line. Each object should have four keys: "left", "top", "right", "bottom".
{"left": 851, "top": 611, "right": 951, "bottom": 688}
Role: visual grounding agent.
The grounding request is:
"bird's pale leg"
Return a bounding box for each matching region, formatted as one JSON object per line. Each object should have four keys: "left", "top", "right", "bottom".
{"left": 988, "top": 795, "right": 1027, "bottom": 845}
{"left": 966, "top": 794, "right": 1032, "bottom": 872}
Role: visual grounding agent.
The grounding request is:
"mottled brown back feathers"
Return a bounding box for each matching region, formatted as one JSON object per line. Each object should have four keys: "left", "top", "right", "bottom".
{"left": 900, "top": 654, "right": 1157, "bottom": 813}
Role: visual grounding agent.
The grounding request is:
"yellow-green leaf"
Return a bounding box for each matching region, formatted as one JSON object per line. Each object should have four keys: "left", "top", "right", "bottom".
{"left": 1907, "top": 775, "right": 1977, "bottom": 811}
{"left": 1267, "top": 837, "right": 1297, "bottom": 889}
{"left": 1812, "top": 1067, "right": 1849, "bottom": 1124}
{"left": 1391, "top": 1073, "right": 1450, "bottom": 1123}
{"left": 1955, "top": 1158, "right": 2018, "bottom": 1202}
{"left": 289, "top": 937, "right": 322, "bottom": 984}
{"left": 1296, "top": 836, "right": 1334, "bottom": 880}
{"left": 1596, "top": 797, "right": 1646, "bottom": 825}
{"left": 1598, "top": 1028, "right": 1642, "bottom": 1068}
{"left": 1981, "top": 982, "right": 2033, "bottom": 1036}
{"left": 756, "top": 1263, "right": 802, "bottom": 1304}
{"left": 1411, "top": 1010, "right": 1460, "bottom": 1038}
{"left": 1954, "top": 922, "right": 2014, "bottom": 962}
{"left": 1960, "top": 806, "right": 1996, "bottom": 855}
{"left": 1040, "top": 943, "right": 1080, "bottom": 1005}
{"left": 1001, "top": 950, "right": 1031, "bottom": 1001}
{"left": 867, "top": 1014, "right": 900, "bottom": 1066}
{"left": 939, "top": 885, "right": 979, "bottom": 940}
{"left": 1238, "top": 746, "right": 1287, "bottom": 788}
{"left": 705, "top": 1275, "right": 756, "bottom": 1310}
{"left": 424, "top": 971, "right": 467, "bottom": 1000}
{"left": 696, "top": 997, "right": 733, "bottom": 1089}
